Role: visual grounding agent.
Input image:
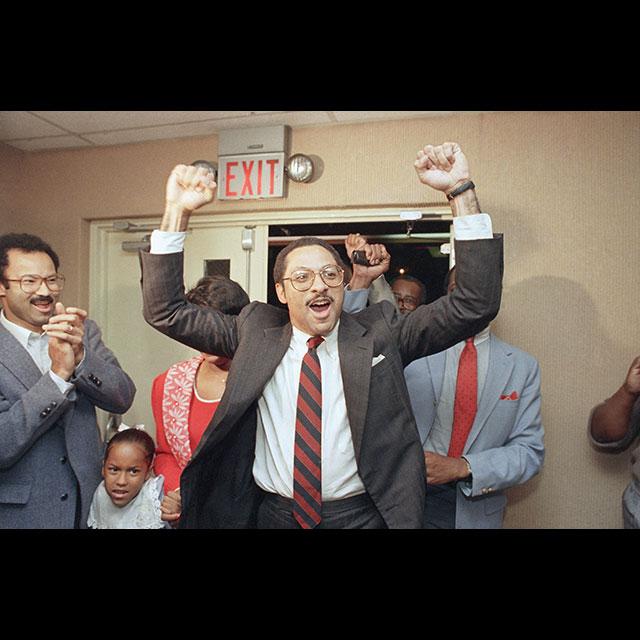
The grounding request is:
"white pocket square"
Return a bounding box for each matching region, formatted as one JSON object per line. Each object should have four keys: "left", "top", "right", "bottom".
{"left": 371, "top": 354, "right": 386, "bottom": 367}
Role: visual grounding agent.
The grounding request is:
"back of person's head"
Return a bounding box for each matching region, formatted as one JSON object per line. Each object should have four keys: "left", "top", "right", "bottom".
{"left": 105, "top": 428, "right": 156, "bottom": 465}
{"left": 390, "top": 274, "right": 427, "bottom": 306}
{"left": 443, "top": 266, "right": 457, "bottom": 294}
{"left": 186, "top": 275, "right": 249, "bottom": 315}
{"left": 0, "top": 233, "right": 60, "bottom": 281}
{"left": 272, "top": 237, "right": 345, "bottom": 284}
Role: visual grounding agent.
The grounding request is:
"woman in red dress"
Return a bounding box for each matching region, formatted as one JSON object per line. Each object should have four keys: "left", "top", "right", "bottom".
{"left": 151, "top": 275, "right": 249, "bottom": 524}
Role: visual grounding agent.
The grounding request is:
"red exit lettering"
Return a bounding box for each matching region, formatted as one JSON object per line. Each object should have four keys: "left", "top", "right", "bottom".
{"left": 221, "top": 154, "right": 283, "bottom": 199}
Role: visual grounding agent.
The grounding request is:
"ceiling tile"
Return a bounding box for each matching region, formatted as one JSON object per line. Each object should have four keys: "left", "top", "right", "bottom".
{"left": 0, "top": 111, "right": 68, "bottom": 140}
{"left": 212, "top": 111, "right": 333, "bottom": 130}
{"left": 5, "top": 136, "right": 92, "bottom": 151}
{"left": 331, "top": 111, "right": 454, "bottom": 122}
{"left": 82, "top": 120, "right": 220, "bottom": 146}
{"left": 30, "top": 111, "right": 253, "bottom": 133}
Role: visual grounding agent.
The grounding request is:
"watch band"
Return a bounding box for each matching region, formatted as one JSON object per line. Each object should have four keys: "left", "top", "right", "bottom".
{"left": 446, "top": 180, "right": 475, "bottom": 201}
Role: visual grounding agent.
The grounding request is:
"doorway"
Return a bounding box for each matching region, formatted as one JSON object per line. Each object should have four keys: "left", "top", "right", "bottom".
{"left": 266, "top": 219, "right": 451, "bottom": 308}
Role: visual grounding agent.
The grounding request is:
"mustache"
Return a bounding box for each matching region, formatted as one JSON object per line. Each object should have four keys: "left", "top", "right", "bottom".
{"left": 30, "top": 295, "right": 54, "bottom": 305}
{"left": 306, "top": 294, "right": 334, "bottom": 306}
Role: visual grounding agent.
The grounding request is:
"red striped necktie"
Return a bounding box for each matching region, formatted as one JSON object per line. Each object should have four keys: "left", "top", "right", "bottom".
{"left": 447, "top": 337, "right": 478, "bottom": 458}
{"left": 293, "top": 336, "right": 324, "bottom": 529}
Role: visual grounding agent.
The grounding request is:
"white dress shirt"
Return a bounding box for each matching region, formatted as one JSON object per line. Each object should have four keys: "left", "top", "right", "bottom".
{"left": 254, "top": 323, "right": 364, "bottom": 499}
{"left": 150, "top": 212, "right": 493, "bottom": 499}
{"left": 0, "top": 310, "right": 74, "bottom": 394}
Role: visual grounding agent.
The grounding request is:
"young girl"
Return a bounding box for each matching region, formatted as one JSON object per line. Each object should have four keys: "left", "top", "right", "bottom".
{"left": 88, "top": 428, "right": 167, "bottom": 529}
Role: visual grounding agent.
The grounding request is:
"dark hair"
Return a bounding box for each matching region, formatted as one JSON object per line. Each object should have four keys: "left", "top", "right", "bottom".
{"left": 0, "top": 233, "right": 60, "bottom": 283}
{"left": 185, "top": 275, "right": 249, "bottom": 315}
{"left": 443, "top": 266, "right": 457, "bottom": 295}
{"left": 273, "top": 237, "right": 345, "bottom": 284}
{"left": 390, "top": 274, "right": 427, "bottom": 305}
{"left": 105, "top": 429, "right": 156, "bottom": 465}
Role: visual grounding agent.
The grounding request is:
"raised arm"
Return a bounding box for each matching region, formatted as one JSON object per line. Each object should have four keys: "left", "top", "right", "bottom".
{"left": 396, "top": 143, "right": 502, "bottom": 364}
{"left": 140, "top": 165, "right": 240, "bottom": 359}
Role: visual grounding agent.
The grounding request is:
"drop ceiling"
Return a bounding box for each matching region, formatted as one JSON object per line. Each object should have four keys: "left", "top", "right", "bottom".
{"left": 0, "top": 110, "right": 469, "bottom": 152}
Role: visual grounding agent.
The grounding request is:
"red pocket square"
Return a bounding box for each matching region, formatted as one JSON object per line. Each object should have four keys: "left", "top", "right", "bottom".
{"left": 500, "top": 391, "right": 519, "bottom": 400}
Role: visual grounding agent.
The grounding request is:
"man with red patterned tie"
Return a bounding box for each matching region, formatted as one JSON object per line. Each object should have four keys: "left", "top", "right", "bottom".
{"left": 404, "top": 267, "right": 545, "bottom": 528}
{"left": 139, "top": 143, "right": 504, "bottom": 528}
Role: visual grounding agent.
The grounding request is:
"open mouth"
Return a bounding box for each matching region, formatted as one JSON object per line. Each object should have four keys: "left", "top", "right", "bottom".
{"left": 308, "top": 296, "right": 333, "bottom": 321}
{"left": 31, "top": 297, "right": 54, "bottom": 314}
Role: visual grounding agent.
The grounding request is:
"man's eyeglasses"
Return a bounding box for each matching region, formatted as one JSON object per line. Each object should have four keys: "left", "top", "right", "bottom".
{"left": 282, "top": 265, "right": 345, "bottom": 292}
{"left": 393, "top": 293, "right": 419, "bottom": 307}
{"left": 4, "top": 274, "right": 66, "bottom": 294}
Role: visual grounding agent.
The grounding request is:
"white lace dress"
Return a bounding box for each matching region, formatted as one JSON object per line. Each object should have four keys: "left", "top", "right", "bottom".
{"left": 87, "top": 475, "right": 168, "bottom": 529}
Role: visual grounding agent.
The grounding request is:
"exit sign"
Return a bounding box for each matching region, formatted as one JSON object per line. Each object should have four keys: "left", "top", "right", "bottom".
{"left": 217, "top": 152, "right": 285, "bottom": 200}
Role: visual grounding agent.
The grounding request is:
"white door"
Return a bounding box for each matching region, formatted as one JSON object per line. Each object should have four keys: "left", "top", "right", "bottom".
{"left": 89, "top": 220, "right": 268, "bottom": 438}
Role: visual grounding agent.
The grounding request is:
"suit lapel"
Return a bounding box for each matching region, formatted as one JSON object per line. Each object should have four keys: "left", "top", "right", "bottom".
{"left": 416, "top": 352, "right": 445, "bottom": 445}
{"left": 337, "top": 313, "right": 371, "bottom": 461}
{"left": 464, "top": 334, "right": 513, "bottom": 453}
{"left": 426, "top": 351, "right": 446, "bottom": 403}
{"left": 0, "top": 324, "right": 43, "bottom": 389}
{"left": 197, "top": 322, "right": 292, "bottom": 451}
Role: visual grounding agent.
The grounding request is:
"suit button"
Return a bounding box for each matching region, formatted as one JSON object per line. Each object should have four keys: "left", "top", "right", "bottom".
{"left": 95, "top": 379, "right": 102, "bottom": 387}
{"left": 51, "top": 401, "right": 57, "bottom": 407}
{"left": 40, "top": 411, "right": 48, "bottom": 418}
{"left": 60, "top": 493, "right": 69, "bottom": 501}
{"left": 60, "top": 456, "right": 67, "bottom": 464}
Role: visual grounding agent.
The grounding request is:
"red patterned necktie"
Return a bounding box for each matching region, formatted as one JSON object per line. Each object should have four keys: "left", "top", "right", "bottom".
{"left": 447, "top": 338, "right": 478, "bottom": 458}
{"left": 293, "top": 336, "right": 324, "bottom": 529}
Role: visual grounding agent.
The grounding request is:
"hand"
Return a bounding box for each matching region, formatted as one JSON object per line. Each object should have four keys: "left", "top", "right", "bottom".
{"left": 414, "top": 142, "right": 470, "bottom": 193}
{"left": 160, "top": 488, "right": 182, "bottom": 525}
{"left": 624, "top": 355, "right": 640, "bottom": 395}
{"left": 345, "top": 233, "right": 391, "bottom": 289}
{"left": 44, "top": 303, "right": 87, "bottom": 378}
{"left": 166, "top": 164, "right": 217, "bottom": 213}
{"left": 424, "top": 451, "right": 470, "bottom": 485}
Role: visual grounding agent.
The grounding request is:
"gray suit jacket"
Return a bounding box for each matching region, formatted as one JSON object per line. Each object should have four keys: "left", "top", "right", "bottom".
{"left": 0, "top": 320, "right": 136, "bottom": 528}
{"left": 404, "top": 334, "right": 544, "bottom": 528}
{"left": 140, "top": 237, "right": 503, "bottom": 528}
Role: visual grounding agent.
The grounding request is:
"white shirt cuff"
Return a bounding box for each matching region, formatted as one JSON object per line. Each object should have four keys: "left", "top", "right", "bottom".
{"left": 150, "top": 229, "right": 187, "bottom": 254}
{"left": 452, "top": 213, "right": 493, "bottom": 240}
{"left": 48, "top": 370, "right": 74, "bottom": 394}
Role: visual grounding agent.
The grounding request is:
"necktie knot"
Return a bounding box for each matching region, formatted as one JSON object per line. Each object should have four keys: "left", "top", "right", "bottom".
{"left": 465, "top": 337, "right": 474, "bottom": 345}
{"left": 307, "top": 336, "right": 324, "bottom": 350}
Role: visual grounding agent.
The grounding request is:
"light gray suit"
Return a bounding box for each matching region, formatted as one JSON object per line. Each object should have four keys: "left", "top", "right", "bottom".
{"left": 0, "top": 320, "right": 136, "bottom": 528}
{"left": 405, "top": 333, "right": 544, "bottom": 528}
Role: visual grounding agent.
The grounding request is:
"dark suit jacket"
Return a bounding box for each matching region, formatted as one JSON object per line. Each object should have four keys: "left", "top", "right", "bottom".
{"left": 0, "top": 319, "right": 136, "bottom": 528}
{"left": 140, "top": 236, "right": 503, "bottom": 528}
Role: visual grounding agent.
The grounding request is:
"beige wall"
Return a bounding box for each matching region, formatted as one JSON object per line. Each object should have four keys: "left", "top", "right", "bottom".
{"left": 0, "top": 143, "right": 24, "bottom": 235}
{"left": 1, "top": 111, "right": 638, "bottom": 528}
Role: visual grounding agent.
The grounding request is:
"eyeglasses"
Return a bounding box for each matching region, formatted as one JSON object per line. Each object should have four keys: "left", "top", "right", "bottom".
{"left": 393, "top": 293, "right": 419, "bottom": 307}
{"left": 4, "top": 274, "right": 66, "bottom": 294}
{"left": 282, "top": 265, "right": 345, "bottom": 292}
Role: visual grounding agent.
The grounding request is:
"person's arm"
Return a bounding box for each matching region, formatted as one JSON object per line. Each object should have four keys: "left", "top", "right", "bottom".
{"left": 395, "top": 143, "right": 503, "bottom": 364}
{"left": 140, "top": 165, "right": 241, "bottom": 359}
{"left": 589, "top": 356, "right": 640, "bottom": 447}
{"left": 343, "top": 233, "right": 395, "bottom": 313}
{"left": 64, "top": 319, "right": 136, "bottom": 414}
{"left": 460, "top": 358, "right": 544, "bottom": 497}
{"left": 151, "top": 373, "right": 182, "bottom": 494}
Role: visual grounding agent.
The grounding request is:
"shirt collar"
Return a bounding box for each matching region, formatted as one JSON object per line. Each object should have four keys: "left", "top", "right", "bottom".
{"left": 291, "top": 321, "right": 340, "bottom": 359}
{"left": 473, "top": 324, "right": 491, "bottom": 346}
{"left": 0, "top": 310, "right": 45, "bottom": 349}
